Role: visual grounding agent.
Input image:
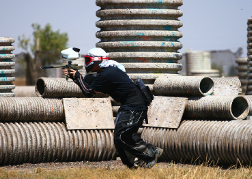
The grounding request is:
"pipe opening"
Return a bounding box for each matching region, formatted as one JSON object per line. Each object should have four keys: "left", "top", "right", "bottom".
{"left": 199, "top": 77, "right": 214, "bottom": 95}
{"left": 231, "top": 97, "right": 249, "bottom": 120}
{"left": 36, "top": 79, "right": 45, "bottom": 97}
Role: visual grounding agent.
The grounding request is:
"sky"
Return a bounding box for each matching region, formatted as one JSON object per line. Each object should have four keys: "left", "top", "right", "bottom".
{"left": 1, "top": 0, "right": 251, "bottom": 58}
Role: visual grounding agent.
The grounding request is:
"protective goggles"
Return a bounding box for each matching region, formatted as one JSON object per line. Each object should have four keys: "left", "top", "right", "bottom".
{"left": 84, "top": 55, "right": 109, "bottom": 67}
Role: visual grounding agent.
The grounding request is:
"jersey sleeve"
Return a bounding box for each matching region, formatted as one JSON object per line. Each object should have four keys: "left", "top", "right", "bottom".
{"left": 75, "top": 71, "right": 95, "bottom": 97}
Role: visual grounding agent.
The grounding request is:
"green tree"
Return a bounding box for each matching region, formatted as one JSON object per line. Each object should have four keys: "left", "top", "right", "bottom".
{"left": 18, "top": 23, "right": 68, "bottom": 85}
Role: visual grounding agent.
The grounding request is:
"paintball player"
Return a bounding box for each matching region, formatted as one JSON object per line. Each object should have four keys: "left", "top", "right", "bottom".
{"left": 64, "top": 47, "right": 163, "bottom": 168}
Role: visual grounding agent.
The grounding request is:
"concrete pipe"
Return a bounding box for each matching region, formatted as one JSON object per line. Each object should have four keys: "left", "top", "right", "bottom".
{"left": 13, "top": 86, "right": 37, "bottom": 97}
{"left": 0, "top": 37, "right": 15, "bottom": 97}
{"left": 36, "top": 77, "right": 108, "bottom": 98}
{"left": 235, "top": 58, "right": 248, "bottom": 93}
{"left": 96, "top": 0, "right": 183, "bottom": 85}
{"left": 141, "top": 120, "right": 252, "bottom": 165}
{"left": 246, "top": 17, "right": 252, "bottom": 95}
{"left": 153, "top": 76, "right": 214, "bottom": 96}
{"left": 211, "top": 77, "right": 242, "bottom": 96}
{"left": 0, "top": 97, "right": 64, "bottom": 122}
{"left": 0, "top": 122, "right": 117, "bottom": 165}
{"left": 183, "top": 96, "right": 249, "bottom": 120}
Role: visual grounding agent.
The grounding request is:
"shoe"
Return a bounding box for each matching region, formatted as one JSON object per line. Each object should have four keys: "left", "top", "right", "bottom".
{"left": 134, "top": 158, "right": 145, "bottom": 168}
{"left": 142, "top": 147, "right": 163, "bottom": 169}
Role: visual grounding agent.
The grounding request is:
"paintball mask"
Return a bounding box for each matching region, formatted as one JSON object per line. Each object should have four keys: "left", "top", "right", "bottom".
{"left": 84, "top": 48, "right": 109, "bottom": 73}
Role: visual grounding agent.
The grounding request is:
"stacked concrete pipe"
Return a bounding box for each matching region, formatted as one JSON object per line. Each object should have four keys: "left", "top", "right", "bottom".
{"left": 235, "top": 57, "right": 248, "bottom": 93}
{"left": 96, "top": 0, "right": 183, "bottom": 88}
{"left": 0, "top": 37, "right": 15, "bottom": 96}
{"left": 247, "top": 17, "right": 252, "bottom": 95}
{"left": 142, "top": 75, "right": 251, "bottom": 165}
{"left": 185, "top": 51, "right": 219, "bottom": 77}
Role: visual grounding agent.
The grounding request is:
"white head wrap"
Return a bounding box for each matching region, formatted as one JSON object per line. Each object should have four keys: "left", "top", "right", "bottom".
{"left": 99, "top": 60, "right": 126, "bottom": 72}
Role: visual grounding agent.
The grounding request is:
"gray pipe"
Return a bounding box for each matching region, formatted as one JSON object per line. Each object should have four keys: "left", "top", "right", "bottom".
{"left": 96, "top": 0, "right": 183, "bottom": 85}
{"left": 0, "top": 122, "right": 117, "bottom": 165}
{"left": 142, "top": 120, "right": 252, "bottom": 165}
{"left": 235, "top": 58, "right": 248, "bottom": 93}
{"left": 0, "top": 97, "right": 64, "bottom": 122}
{"left": 0, "top": 37, "right": 15, "bottom": 97}
{"left": 211, "top": 77, "right": 242, "bottom": 96}
{"left": 36, "top": 77, "right": 108, "bottom": 98}
{"left": 184, "top": 96, "right": 249, "bottom": 120}
{"left": 13, "top": 86, "right": 37, "bottom": 97}
{"left": 153, "top": 76, "right": 214, "bottom": 96}
{"left": 246, "top": 17, "right": 252, "bottom": 95}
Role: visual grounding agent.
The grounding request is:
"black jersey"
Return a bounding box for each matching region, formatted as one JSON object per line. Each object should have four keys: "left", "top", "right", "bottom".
{"left": 75, "top": 66, "right": 147, "bottom": 111}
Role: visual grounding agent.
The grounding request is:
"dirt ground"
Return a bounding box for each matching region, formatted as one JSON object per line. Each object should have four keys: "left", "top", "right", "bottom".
{"left": 0, "top": 160, "right": 177, "bottom": 173}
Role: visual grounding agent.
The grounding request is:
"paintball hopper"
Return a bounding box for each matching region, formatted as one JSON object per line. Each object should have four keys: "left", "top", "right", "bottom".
{"left": 61, "top": 47, "right": 80, "bottom": 60}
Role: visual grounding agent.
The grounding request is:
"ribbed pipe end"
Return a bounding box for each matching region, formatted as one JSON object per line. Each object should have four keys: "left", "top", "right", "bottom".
{"left": 184, "top": 96, "right": 249, "bottom": 120}
{"left": 199, "top": 77, "right": 214, "bottom": 95}
{"left": 231, "top": 96, "right": 249, "bottom": 120}
{"left": 36, "top": 78, "right": 45, "bottom": 97}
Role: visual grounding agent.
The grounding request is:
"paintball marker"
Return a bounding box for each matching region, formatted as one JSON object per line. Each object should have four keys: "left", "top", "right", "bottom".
{"left": 40, "top": 47, "right": 83, "bottom": 80}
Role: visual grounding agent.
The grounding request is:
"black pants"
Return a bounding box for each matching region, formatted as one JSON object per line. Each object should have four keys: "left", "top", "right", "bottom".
{"left": 114, "top": 110, "right": 156, "bottom": 168}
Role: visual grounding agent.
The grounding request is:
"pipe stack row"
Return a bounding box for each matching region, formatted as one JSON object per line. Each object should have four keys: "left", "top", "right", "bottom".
{"left": 96, "top": 0, "right": 183, "bottom": 87}
{"left": 142, "top": 120, "right": 252, "bottom": 165}
{"left": 0, "top": 37, "right": 15, "bottom": 97}
{"left": 247, "top": 17, "right": 252, "bottom": 95}
{"left": 153, "top": 76, "right": 248, "bottom": 120}
{"left": 140, "top": 75, "right": 252, "bottom": 165}
{"left": 1, "top": 76, "right": 251, "bottom": 165}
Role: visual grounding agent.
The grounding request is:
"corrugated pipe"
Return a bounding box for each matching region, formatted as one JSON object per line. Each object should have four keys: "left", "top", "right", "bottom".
{"left": 13, "top": 86, "right": 37, "bottom": 97}
{"left": 0, "top": 37, "right": 15, "bottom": 97}
{"left": 0, "top": 97, "right": 64, "bottom": 122}
{"left": 0, "top": 122, "right": 117, "bottom": 165}
{"left": 211, "top": 77, "right": 242, "bottom": 96}
{"left": 142, "top": 120, "right": 252, "bottom": 165}
{"left": 36, "top": 77, "right": 108, "bottom": 98}
{"left": 112, "top": 96, "right": 249, "bottom": 120}
{"left": 212, "top": 77, "right": 241, "bottom": 87}
{"left": 96, "top": 0, "right": 183, "bottom": 86}
{"left": 246, "top": 17, "right": 252, "bottom": 95}
{"left": 235, "top": 58, "right": 248, "bottom": 93}
{"left": 183, "top": 96, "right": 249, "bottom": 120}
{"left": 153, "top": 76, "right": 214, "bottom": 96}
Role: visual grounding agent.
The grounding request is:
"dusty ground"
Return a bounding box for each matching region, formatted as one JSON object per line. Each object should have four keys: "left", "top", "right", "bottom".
{"left": 0, "top": 160, "right": 178, "bottom": 173}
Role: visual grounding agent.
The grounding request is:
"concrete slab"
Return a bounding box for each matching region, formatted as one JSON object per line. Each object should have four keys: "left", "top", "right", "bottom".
{"left": 144, "top": 96, "right": 188, "bottom": 128}
{"left": 63, "top": 98, "right": 114, "bottom": 130}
